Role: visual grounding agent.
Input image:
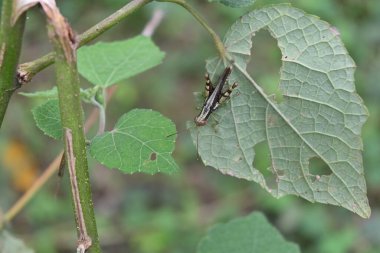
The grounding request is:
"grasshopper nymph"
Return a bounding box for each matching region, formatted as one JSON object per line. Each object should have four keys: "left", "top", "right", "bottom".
{"left": 194, "top": 66, "right": 238, "bottom": 126}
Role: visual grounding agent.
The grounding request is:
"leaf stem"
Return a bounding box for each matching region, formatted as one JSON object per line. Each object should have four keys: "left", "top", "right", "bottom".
{"left": 17, "top": 0, "right": 153, "bottom": 84}
{"left": 0, "top": 0, "right": 26, "bottom": 127}
{"left": 91, "top": 95, "right": 106, "bottom": 134}
{"left": 157, "top": 0, "right": 227, "bottom": 59}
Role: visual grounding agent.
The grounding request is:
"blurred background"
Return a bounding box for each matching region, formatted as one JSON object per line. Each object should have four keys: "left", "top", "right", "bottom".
{"left": 1, "top": 0, "right": 380, "bottom": 252}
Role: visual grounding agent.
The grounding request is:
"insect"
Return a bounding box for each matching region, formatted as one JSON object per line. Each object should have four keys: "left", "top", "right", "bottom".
{"left": 167, "top": 66, "right": 238, "bottom": 153}
{"left": 194, "top": 66, "right": 238, "bottom": 126}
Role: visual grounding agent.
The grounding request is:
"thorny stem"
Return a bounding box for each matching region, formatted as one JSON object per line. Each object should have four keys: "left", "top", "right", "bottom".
{"left": 17, "top": 0, "right": 153, "bottom": 84}
{"left": 157, "top": 0, "right": 227, "bottom": 59}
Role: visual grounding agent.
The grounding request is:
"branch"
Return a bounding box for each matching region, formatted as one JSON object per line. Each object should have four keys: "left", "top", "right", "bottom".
{"left": 0, "top": 0, "right": 26, "bottom": 127}
{"left": 17, "top": 0, "right": 152, "bottom": 84}
{"left": 44, "top": 2, "right": 101, "bottom": 251}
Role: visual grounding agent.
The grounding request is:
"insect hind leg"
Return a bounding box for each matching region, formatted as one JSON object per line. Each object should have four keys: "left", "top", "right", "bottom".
{"left": 204, "top": 73, "right": 214, "bottom": 97}
{"left": 219, "top": 82, "right": 238, "bottom": 104}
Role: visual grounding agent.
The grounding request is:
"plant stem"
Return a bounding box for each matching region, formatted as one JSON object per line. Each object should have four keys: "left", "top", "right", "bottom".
{"left": 0, "top": 0, "right": 26, "bottom": 127}
{"left": 48, "top": 15, "right": 101, "bottom": 251}
{"left": 18, "top": 0, "right": 153, "bottom": 84}
{"left": 157, "top": 0, "right": 227, "bottom": 59}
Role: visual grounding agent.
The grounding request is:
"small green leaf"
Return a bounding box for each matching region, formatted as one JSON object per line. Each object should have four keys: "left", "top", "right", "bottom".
{"left": 19, "top": 87, "right": 58, "bottom": 99}
{"left": 19, "top": 86, "right": 100, "bottom": 104}
{"left": 90, "top": 109, "right": 178, "bottom": 174}
{"left": 209, "top": 0, "right": 256, "bottom": 8}
{"left": 197, "top": 212, "right": 300, "bottom": 253}
{"left": 77, "top": 35, "right": 165, "bottom": 87}
{"left": 190, "top": 4, "right": 370, "bottom": 218}
{"left": 0, "top": 231, "right": 34, "bottom": 253}
{"left": 32, "top": 99, "right": 62, "bottom": 139}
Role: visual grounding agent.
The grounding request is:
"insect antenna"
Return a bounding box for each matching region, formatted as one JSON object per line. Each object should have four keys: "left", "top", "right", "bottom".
{"left": 196, "top": 129, "right": 200, "bottom": 160}
{"left": 166, "top": 122, "right": 199, "bottom": 138}
{"left": 166, "top": 128, "right": 186, "bottom": 138}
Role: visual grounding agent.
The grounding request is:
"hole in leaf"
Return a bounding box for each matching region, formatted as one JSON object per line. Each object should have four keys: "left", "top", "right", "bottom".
{"left": 150, "top": 152, "right": 157, "bottom": 161}
{"left": 309, "top": 157, "right": 332, "bottom": 179}
{"left": 247, "top": 29, "right": 283, "bottom": 103}
{"left": 253, "top": 141, "right": 277, "bottom": 190}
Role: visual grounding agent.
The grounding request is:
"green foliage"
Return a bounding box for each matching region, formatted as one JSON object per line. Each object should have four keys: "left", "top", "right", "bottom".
{"left": 197, "top": 212, "right": 300, "bottom": 253}
{"left": 31, "top": 99, "right": 62, "bottom": 139}
{"left": 2, "top": 0, "right": 379, "bottom": 252}
{"left": 190, "top": 4, "right": 369, "bottom": 217}
{"left": 90, "top": 109, "right": 178, "bottom": 174}
{"left": 209, "top": 0, "right": 256, "bottom": 8}
{"left": 77, "top": 35, "right": 165, "bottom": 87}
{"left": 0, "top": 231, "right": 34, "bottom": 253}
{"left": 26, "top": 35, "right": 166, "bottom": 144}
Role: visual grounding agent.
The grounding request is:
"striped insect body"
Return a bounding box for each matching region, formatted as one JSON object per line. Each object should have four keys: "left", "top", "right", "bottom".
{"left": 194, "top": 66, "right": 238, "bottom": 126}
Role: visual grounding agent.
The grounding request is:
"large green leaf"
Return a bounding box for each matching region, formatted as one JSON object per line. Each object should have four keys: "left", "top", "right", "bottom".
{"left": 90, "top": 109, "right": 178, "bottom": 174}
{"left": 0, "top": 231, "right": 34, "bottom": 253}
{"left": 32, "top": 99, "right": 62, "bottom": 139}
{"left": 190, "top": 4, "right": 370, "bottom": 218}
{"left": 77, "top": 35, "right": 165, "bottom": 87}
{"left": 197, "top": 212, "right": 300, "bottom": 253}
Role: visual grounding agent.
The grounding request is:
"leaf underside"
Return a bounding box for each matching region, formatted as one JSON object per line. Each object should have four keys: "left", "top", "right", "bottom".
{"left": 190, "top": 4, "right": 370, "bottom": 218}
{"left": 90, "top": 109, "right": 178, "bottom": 174}
{"left": 197, "top": 212, "right": 300, "bottom": 253}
